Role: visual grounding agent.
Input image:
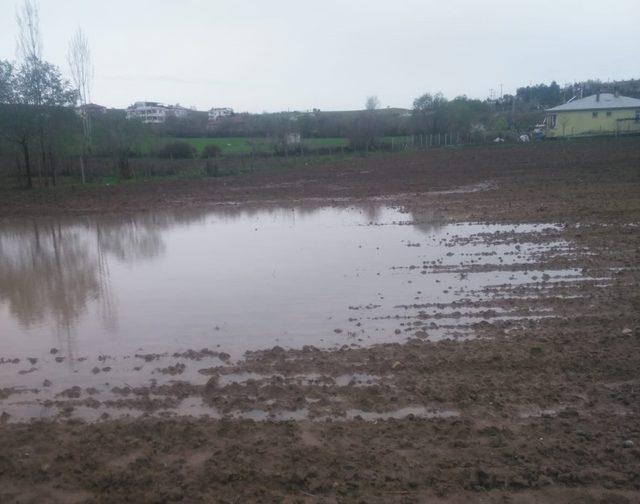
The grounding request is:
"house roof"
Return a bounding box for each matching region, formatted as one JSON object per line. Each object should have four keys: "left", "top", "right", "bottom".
{"left": 547, "top": 93, "right": 640, "bottom": 112}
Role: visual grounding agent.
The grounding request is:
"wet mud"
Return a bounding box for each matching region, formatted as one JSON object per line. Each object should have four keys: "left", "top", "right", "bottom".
{"left": 1, "top": 139, "right": 639, "bottom": 502}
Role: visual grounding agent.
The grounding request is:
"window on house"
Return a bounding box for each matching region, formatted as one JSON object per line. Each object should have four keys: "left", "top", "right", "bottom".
{"left": 592, "top": 111, "right": 598, "bottom": 118}
{"left": 548, "top": 114, "right": 557, "bottom": 129}
{"left": 636, "top": 110, "right": 640, "bottom": 123}
{"left": 606, "top": 110, "right": 612, "bottom": 116}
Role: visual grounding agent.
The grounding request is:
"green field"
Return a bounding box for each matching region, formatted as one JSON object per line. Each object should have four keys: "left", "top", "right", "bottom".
{"left": 159, "top": 137, "right": 350, "bottom": 156}
{"left": 156, "top": 136, "right": 421, "bottom": 156}
{"left": 302, "top": 137, "right": 348, "bottom": 148}
{"left": 169, "top": 137, "right": 273, "bottom": 155}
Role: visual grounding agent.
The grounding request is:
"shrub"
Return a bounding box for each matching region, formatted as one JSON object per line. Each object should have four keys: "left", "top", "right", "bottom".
{"left": 201, "top": 144, "right": 222, "bottom": 158}
{"left": 157, "top": 141, "right": 196, "bottom": 159}
{"left": 204, "top": 159, "right": 219, "bottom": 177}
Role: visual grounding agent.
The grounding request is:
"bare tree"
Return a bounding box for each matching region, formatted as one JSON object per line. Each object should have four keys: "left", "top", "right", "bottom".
{"left": 350, "top": 96, "right": 381, "bottom": 152}
{"left": 67, "top": 28, "right": 93, "bottom": 183}
{"left": 365, "top": 95, "right": 380, "bottom": 111}
{"left": 16, "top": 0, "right": 42, "bottom": 63}
{"left": 15, "top": 0, "right": 49, "bottom": 183}
{"left": 9, "top": 1, "right": 76, "bottom": 188}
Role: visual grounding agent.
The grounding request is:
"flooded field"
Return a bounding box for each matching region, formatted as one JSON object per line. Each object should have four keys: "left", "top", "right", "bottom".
{"left": 0, "top": 203, "right": 611, "bottom": 422}
{"left": 1, "top": 141, "right": 639, "bottom": 503}
{"left": 0, "top": 204, "right": 597, "bottom": 354}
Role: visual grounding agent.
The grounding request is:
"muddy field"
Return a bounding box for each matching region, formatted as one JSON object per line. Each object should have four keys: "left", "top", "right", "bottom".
{"left": 1, "top": 138, "right": 639, "bottom": 503}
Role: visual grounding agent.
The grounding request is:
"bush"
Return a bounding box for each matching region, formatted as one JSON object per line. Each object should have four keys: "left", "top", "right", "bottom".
{"left": 201, "top": 144, "right": 222, "bottom": 158}
{"left": 157, "top": 141, "right": 196, "bottom": 159}
{"left": 204, "top": 159, "right": 219, "bottom": 177}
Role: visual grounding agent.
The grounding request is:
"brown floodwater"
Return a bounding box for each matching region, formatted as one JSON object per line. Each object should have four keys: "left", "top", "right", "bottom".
{"left": 1, "top": 203, "right": 608, "bottom": 421}
{"left": 0, "top": 203, "right": 589, "bottom": 360}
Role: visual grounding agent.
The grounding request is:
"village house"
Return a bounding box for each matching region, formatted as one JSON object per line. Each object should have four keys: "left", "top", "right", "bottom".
{"left": 208, "top": 107, "right": 233, "bottom": 122}
{"left": 126, "top": 101, "right": 191, "bottom": 124}
{"left": 545, "top": 93, "right": 640, "bottom": 138}
{"left": 284, "top": 132, "right": 301, "bottom": 145}
{"left": 75, "top": 103, "right": 107, "bottom": 117}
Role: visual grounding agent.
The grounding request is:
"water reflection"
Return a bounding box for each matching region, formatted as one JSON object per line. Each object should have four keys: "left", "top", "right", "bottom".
{"left": 0, "top": 203, "right": 445, "bottom": 357}
{"left": 0, "top": 220, "right": 103, "bottom": 328}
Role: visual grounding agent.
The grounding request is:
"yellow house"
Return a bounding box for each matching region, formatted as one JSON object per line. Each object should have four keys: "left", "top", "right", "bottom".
{"left": 545, "top": 93, "right": 640, "bottom": 138}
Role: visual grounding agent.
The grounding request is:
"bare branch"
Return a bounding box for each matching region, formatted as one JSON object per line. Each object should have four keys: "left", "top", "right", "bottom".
{"left": 67, "top": 27, "right": 93, "bottom": 182}
{"left": 67, "top": 28, "right": 93, "bottom": 107}
{"left": 16, "top": 0, "right": 42, "bottom": 62}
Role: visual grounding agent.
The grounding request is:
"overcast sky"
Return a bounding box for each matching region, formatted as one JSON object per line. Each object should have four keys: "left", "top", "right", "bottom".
{"left": 0, "top": 0, "right": 638, "bottom": 112}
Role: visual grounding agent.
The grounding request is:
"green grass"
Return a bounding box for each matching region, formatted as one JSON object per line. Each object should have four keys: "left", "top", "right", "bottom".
{"left": 170, "top": 137, "right": 274, "bottom": 155}
{"left": 302, "top": 137, "right": 348, "bottom": 148}
{"left": 159, "top": 136, "right": 351, "bottom": 156}
{"left": 381, "top": 135, "right": 412, "bottom": 144}
{"left": 159, "top": 136, "right": 426, "bottom": 156}
{"left": 154, "top": 135, "right": 422, "bottom": 157}
{"left": 158, "top": 137, "right": 276, "bottom": 155}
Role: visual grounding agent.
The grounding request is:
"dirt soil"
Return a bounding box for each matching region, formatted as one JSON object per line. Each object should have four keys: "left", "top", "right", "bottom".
{"left": 1, "top": 137, "right": 640, "bottom": 503}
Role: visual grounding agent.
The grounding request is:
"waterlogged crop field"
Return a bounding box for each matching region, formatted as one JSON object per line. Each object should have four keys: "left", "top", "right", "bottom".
{"left": 0, "top": 138, "right": 639, "bottom": 503}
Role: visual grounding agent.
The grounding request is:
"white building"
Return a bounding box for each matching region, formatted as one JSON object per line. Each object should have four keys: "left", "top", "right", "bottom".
{"left": 170, "top": 104, "right": 190, "bottom": 119}
{"left": 284, "top": 132, "right": 301, "bottom": 145}
{"left": 126, "top": 102, "right": 191, "bottom": 124}
{"left": 75, "top": 103, "right": 106, "bottom": 117}
{"left": 208, "top": 107, "right": 233, "bottom": 121}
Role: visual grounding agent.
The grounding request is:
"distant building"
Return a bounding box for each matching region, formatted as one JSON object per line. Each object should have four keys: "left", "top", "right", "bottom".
{"left": 545, "top": 93, "right": 640, "bottom": 137}
{"left": 126, "top": 101, "right": 191, "bottom": 124}
{"left": 208, "top": 107, "right": 233, "bottom": 122}
{"left": 284, "top": 132, "right": 301, "bottom": 145}
{"left": 75, "top": 103, "right": 106, "bottom": 117}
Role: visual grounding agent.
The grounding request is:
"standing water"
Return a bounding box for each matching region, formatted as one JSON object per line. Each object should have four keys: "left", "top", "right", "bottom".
{"left": 0, "top": 203, "right": 588, "bottom": 358}
{"left": 0, "top": 203, "right": 606, "bottom": 421}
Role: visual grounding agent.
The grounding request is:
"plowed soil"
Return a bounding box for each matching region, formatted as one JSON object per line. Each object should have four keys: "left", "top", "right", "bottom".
{"left": 1, "top": 137, "right": 639, "bottom": 503}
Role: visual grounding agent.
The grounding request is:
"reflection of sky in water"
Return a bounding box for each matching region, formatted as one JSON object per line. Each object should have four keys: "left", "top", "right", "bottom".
{"left": 0, "top": 204, "right": 576, "bottom": 359}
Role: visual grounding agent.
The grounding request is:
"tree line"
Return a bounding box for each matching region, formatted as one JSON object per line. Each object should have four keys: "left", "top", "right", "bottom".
{"left": 0, "top": 0, "right": 79, "bottom": 188}
{"left": 0, "top": 0, "right": 153, "bottom": 186}
{"left": 1, "top": 0, "right": 638, "bottom": 188}
{"left": 159, "top": 78, "right": 640, "bottom": 140}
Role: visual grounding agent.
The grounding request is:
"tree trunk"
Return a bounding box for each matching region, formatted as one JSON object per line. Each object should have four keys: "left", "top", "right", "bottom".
{"left": 39, "top": 124, "right": 47, "bottom": 186}
{"left": 48, "top": 143, "right": 56, "bottom": 187}
{"left": 79, "top": 154, "right": 86, "bottom": 184}
{"left": 21, "top": 140, "right": 33, "bottom": 189}
{"left": 82, "top": 114, "right": 90, "bottom": 183}
{"left": 118, "top": 154, "right": 133, "bottom": 179}
{"left": 14, "top": 156, "right": 23, "bottom": 187}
